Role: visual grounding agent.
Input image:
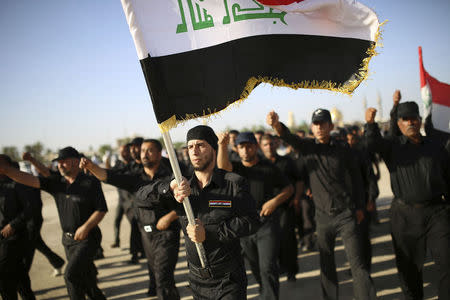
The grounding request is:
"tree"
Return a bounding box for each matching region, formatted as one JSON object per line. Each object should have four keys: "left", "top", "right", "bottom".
{"left": 116, "top": 137, "right": 133, "bottom": 147}
{"left": 24, "top": 142, "right": 45, "bottom": 162}
{"left": 1, "top": 146, "right": 20, "bottom": 161}
{"left": 294, "top": 121, "right": 310, "bottom": 134}
{"left": 98, "top": 144, "right": 113, "bottom": 158}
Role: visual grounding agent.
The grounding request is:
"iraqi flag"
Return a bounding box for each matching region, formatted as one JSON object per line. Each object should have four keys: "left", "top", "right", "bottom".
{"left": 419, "top": 47, "right": 450, "bottom": 133}
{"left": 121, "top": 0, "right": 380, "bottom": 131}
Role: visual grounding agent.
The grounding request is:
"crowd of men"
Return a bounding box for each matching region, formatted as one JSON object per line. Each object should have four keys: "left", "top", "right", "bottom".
{"left": 0, "top": 90, "right": 449, "bottom": 300}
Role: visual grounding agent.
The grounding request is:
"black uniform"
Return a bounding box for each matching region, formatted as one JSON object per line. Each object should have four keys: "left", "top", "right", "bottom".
{"left": 278, "top": 123, "right": 376, "bottom": 300}
{"left": 365, "top": 122, "right": 450, "bottom": 300}
{"left": 289, "top": 152, "right": 316, "bottom": 251}
{"left": 268, "top": 154, "right": 301, "bottom": 279}
{"left": 106, "top": 165, "right": 181, "bottom": 300}
{"left": 0, "top": 179, "right": 33, "bottom": 300}
{"left": 119, "top": 160, "right": 144, "bottom": 259}
{"left": 232, "top": 159, "right": 291, "bottom": 300}
{"left": 17, "top": 186, "right": 47, "bottom": 300}
{"left": 110, "top": 160, "right": 134, "bottom": 247}
{"left": 159, "top": 168, "right": 260, "bottom": 300}
{"left": 39, "top": 173, "right": 107, "bottom": 300}
{"left": 352, "top": 143, "right": 379, "bottom": 272}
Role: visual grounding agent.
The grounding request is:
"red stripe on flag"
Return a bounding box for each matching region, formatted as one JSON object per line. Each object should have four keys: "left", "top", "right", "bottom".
{"left": 428, "top": 76, "right": 450, "bottom": 107}
{"left": 418, "top": 46, "right": 427, "bottom": 88}
{"left": 257, "top": 0, "right": 305, "bottom": 5}
{"left": 419, "top": 47, "right": 450, "bottom": 108}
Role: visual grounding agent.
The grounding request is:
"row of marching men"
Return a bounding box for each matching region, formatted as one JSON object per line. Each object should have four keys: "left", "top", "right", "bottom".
{"left": 0, "top": 90, "right": 448, "bottom": 300}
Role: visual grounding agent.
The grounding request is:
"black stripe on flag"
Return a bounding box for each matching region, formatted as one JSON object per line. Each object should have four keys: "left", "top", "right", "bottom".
{"left": 140, "top": 34, "right": 373, "bottom": 126}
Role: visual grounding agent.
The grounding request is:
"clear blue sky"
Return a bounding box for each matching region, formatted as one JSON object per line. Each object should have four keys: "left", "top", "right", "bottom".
{"left": 1, "top": 0, "right": 449, "bottom": 152}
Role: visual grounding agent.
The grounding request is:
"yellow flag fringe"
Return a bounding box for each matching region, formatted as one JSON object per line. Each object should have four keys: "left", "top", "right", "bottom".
{"left": 158, "top": 21, "right": 386, "bottom": 133}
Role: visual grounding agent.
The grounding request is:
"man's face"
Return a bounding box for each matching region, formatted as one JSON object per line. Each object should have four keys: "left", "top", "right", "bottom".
{"left": 130, "top": 144, "right": 141, "bottom": 161}
{"left": 57, "top": 157, "right": 79, "bottom": 177}
{"left": 260, "top": 138, "right": 276, "bottom": 159}
{"left": 311, "top": 121, "right": 333, "bottom": 142}
{"left": 296, "top": 131, "right": 305, "bottom": 138}
{"left": 237, "top": 142, "right": 258, "bottom": 163}
{"left": 254, "top": 133, "right": 263, "bottom": 145}
{"left": 397, "top": 116, "right": 421, "bottom": 139}
{"left": 187, "top": 139, "right": 215, "bottom": 171}
{"left": 140, "top": 142, "right": 162, "bottom": 168}
{"left": 120, "top": 145, "right": 132, "bottom": 162}
{"left": 229, "top": 133, "right": 238, "bottom": 148}
{"left": 346, "top": 133, "right": 358, "bottom": 148}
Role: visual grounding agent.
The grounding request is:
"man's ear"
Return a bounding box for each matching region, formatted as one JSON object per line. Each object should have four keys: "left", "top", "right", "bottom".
{"left": 330, "top": 123, "right": 335, "bottom": 131}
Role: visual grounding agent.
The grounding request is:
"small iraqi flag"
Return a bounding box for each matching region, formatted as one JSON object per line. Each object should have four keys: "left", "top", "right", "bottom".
{"left": 121, "top": 0, "right": 381, "bottom": 132}
{"left": 419, "top": 46, "right": 450, "bottom": 133}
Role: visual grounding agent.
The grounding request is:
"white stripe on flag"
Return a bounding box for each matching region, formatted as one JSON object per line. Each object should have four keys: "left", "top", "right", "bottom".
{"left": 421, "top": 84, "right": 432, "bottom": 118}
{"left": 431, "top": 103, "right": 450, "bottom": 133}
{"left": 121, "top": 0, "right": 379, "bottom": 59}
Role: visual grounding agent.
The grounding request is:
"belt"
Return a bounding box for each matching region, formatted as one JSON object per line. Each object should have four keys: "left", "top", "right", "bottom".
{"left": 317, "top": 207, "right": 348, "bottom": 217}
{"left": 189, "top": 261, "right": 240, "bottom": 279}
{"left": 395, "top": 195, "right": 447, "bottom": 208}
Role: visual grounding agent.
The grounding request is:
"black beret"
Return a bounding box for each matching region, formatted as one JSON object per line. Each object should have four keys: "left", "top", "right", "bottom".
{"left": 186, "top": 125, "right": 218, "bottom": 151}
{"left": 397, "top": 102, "right": 420, "bottom": 119}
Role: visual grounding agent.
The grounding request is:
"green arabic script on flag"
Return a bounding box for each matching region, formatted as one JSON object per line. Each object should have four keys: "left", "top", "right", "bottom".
{"left": 176, "top": 0, "right": 287, "bottom": 33}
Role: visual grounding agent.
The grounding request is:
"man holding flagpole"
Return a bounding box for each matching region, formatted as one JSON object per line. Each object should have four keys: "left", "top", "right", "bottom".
{"left": 167, "top": 125, "right": 260, "bottom": 299}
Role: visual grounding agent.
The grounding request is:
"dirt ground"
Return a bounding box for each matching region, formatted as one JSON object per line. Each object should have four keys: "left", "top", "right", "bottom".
{"left": 27, "top": 163, "right": 439, "bottom": 299}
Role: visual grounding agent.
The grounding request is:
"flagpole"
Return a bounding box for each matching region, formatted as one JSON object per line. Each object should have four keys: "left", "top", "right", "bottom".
{"left": 161, "top": 130, "right": 208, "bottom": 268}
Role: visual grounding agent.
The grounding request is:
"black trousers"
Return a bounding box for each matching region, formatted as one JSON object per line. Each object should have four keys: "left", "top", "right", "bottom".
{"left": 0, "top": 236, "right": 27, "bottom": 300}
{"left": 315, "top": 209, "right": 376, "bottom": 300}
{"left": 297, "top": 196, "right": 316, "bottom": 249}
{"left": 17, "top": 224, "right": 42, "bottom": 300}
{"left": 278, "top": 205, "right": 298, "bottom": 276}
{"left": 189, "top": 262, "right": 247, "bottom": 300}
{"left": 357, "top": 212, "right": 372, "bottom": 273}
{"left": 18, "top": 220, "right": 63, "bottom": 300}
{"left": 126, "top": 209, "right": 143, "bottom": 256}
{"left": 62, "top": 232, "right": 106, "bottom": 300}
{"left": 113, "top": 199, "right": 126, "bottom": 244}
{"left": 241, "top": 215, "right": 280, "bottom": 300}
{"left": 139, "top": 227, "right": 180, "bottom": 300}
{"left": 35, "top": 233, "right": 65, "bottom": 268}
{"left": 390, "top": 201, "right": 450, "bottom": 300}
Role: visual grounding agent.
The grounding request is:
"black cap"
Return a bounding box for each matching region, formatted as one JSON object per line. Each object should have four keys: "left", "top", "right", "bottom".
{"left": 186, "top": 125, "right": 218, "bottom": 151}
{"left": 52, "top": 146, "right": 80, "bottom": 162}
{"left": 235, "top": 132, "right": 258, "bottom": 145}
{"left": 397, "top": 102, "right": 420, "bottom": 119}
{"left": 130, "top": 137, "right": 144, "bottom": 145}
{"left": 311, "top": 108, "right": 332, "bottom": 123}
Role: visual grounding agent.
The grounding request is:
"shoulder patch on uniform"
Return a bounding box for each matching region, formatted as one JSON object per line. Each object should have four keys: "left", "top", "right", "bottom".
{"left": 209, "top": 200, "right": 232, "bottom": 208}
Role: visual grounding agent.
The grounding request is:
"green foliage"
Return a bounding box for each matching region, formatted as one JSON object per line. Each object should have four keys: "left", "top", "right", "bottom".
{"left": 116, "top": 137, "right": 133, "bottom": 147}
{"left": 24, "top": 142, "right": 45, "bottom": 162}
{"left": 293, "top": 121, "right": 310, "bottom": 133}
{"left": 98, "top": 144, "right": 113, "bottom": 157}
{"left": 1, "top": 146, "right": 20, "bottom": 162}
{"left": 224, "top": 124, "right": 267, "bottom": 133}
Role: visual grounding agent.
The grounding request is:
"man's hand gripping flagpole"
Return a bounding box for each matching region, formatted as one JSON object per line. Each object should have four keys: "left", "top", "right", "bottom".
{"left": 161, "top": 131, "right": 208, "bottom": 268}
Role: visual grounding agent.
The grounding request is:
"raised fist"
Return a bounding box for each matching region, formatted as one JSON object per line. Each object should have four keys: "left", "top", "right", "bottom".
{"left": 393, "top": 90, "right": 401, "bottom": 106}
{"left": 365, "top": 108, "right": 377, "bottom": 124}
{"left": 266, "top": 111, "right": 279, "bottom": 128}
{"left": 79, "top": 157, "right": 94, "bottom": 171}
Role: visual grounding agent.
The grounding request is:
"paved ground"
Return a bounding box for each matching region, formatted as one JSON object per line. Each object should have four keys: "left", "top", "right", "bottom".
{"left": 28, "top": 163, "right": 439, "bottom": 300}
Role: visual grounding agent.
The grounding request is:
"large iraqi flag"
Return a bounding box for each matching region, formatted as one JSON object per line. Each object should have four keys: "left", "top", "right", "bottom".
{"left": 419, "top": 47, "right": 450, "bottom": 133}
{"left": 121, "top": 0, "right": 381, "bottom": 131}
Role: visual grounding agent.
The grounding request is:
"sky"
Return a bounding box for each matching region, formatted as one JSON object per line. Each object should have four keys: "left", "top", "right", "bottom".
{"left": 1, "top": 0, "right": 449, "bottom": 153}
